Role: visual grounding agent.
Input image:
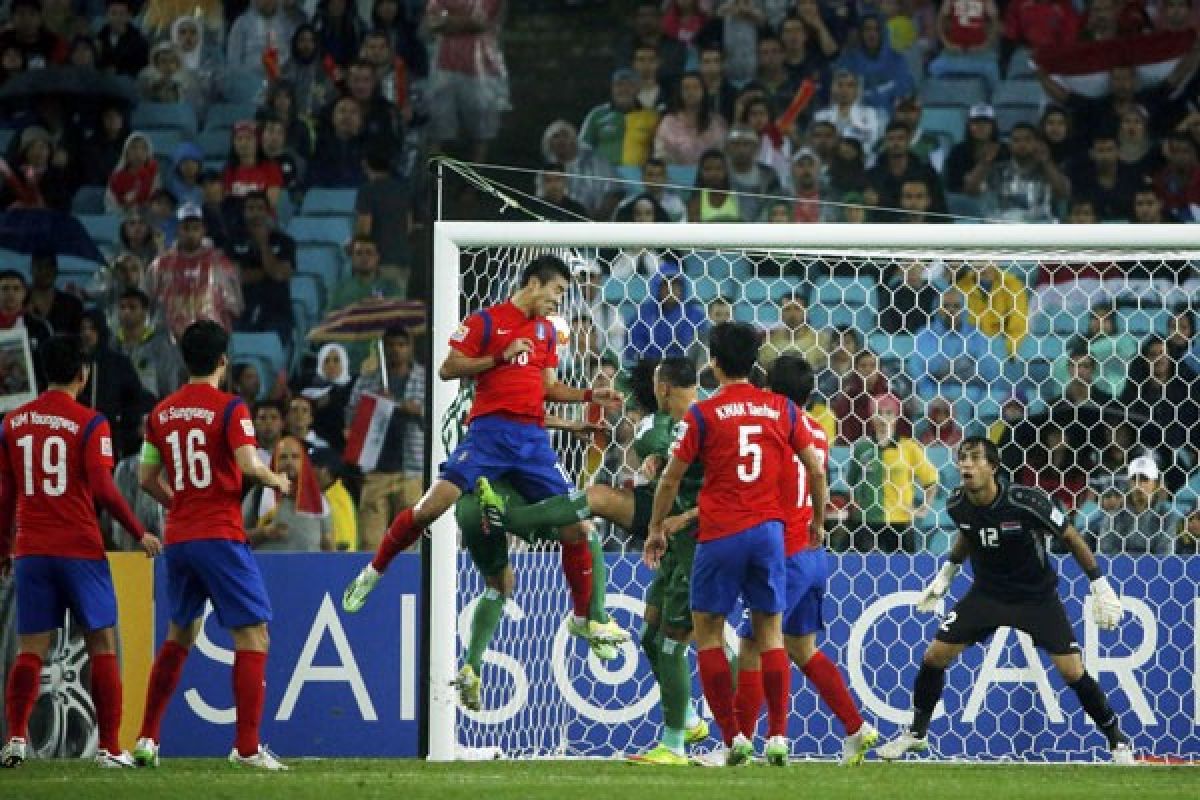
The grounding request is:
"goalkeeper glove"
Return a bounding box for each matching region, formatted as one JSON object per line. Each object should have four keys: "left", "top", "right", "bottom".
{"left": 1089, "top": 576, "right": 1123, "bottom": 631}
{"left": 916, "top": 561, "right": 960, "bottom": 613}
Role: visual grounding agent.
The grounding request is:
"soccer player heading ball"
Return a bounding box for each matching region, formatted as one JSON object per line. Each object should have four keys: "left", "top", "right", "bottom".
{"left": 878, "top": 436, "right": 1134, "bottom": 765}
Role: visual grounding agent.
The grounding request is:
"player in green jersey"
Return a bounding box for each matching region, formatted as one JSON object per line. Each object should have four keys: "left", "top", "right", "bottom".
{"left": 478, "top": 357, "right": 708, "bottom": 765}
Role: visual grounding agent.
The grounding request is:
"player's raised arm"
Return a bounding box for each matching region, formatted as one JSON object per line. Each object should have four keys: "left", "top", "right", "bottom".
{"left": 543, "top": 369, "right": 624, "bottom": 410}
{"left": 234, "top": 445, "right": 292, "bottom": 496}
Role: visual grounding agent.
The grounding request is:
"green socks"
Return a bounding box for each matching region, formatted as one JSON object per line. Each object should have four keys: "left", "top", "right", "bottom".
{"left": 640, "top": 621, "right": 661, "bottom": 680}
{"left": 506, "top": 490, "right": 592, "bottom": 532}
{"left": 658, "top": 636, "right": 690, "bottom": 732}
{"left": 587, "top": 528, "right": 608, "bottom": 623}
{"left": 465, "top": 588, "right": 505, "bottom": 673}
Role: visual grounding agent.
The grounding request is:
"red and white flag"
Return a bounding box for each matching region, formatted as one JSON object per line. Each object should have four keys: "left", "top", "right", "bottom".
{"left": 1034, "top": 30, "right": 1197, "bottom": 98}
{"left": 344, "top": 392, "right": 394, "bottom": 471}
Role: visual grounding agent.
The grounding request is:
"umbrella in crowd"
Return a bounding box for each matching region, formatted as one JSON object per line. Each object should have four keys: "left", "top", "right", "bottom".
{"left": 0, "top": 208, "right": 105, "bottom": 263}
{"left": 0, "top": 66, "right": 139, "bottom": 109}
{"left": 308, "top": 298, "right": 426, "bottom": 343}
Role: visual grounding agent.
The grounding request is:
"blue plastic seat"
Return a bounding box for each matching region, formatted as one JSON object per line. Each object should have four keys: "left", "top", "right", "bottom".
{"left": 808, "top": 304, "right": 877, "bottom": 332}
{"left": 665, "top": 163, "right": 697, "bottom": 191}
{"left": 78, "top": 214, "right": 121, "bottom": 248}
{"left": 203, "top": 102, "right": 258, "bottom": 133}
{"left": 828, "top": 446, "right": 852, "bottom": 494}
{"left": 286, "top": 215, "right": 353, "bottom": 247}
{"left": 1008, "top": 48, "right": 1038, "bottom": 79}
{"left": 946, "top": 192, "right": 982, "bottom": 220}
{"left": 71, "top": 186, "right": 107, "bottom": 215}
{"left": 197, "top": 128, "right": 229, "bottom": 161}
{"left": 868, "top": 332, "right": 916, "bottom": 361}
{"left": 922, "top": 105, "right": 968, "bottom": 143}
{"left": 921, "top": 76, "right": 987, "bottom": 107}
{"left": 230, "top": 332, "right": 286, "bottom": 379}
{"left": 813, "top": 277, "right": 876, "bottom": 309}
{"left": 296, "top": 244, "right": 343, "bottom": 295}
{"left": 996, "top": 105, "right": 1039, "bottom": 134}
{"left": 1118, "top": 307, "right": 1169, "bottom": 336}
{"left": 602, "top": 274, "right": 650, "bottom": 306}
{"left": 132, "top": 103, "right": 198, "bottom": 136}
{"left": 690, "top": 275, "right": 730, "bottom": 304}
{"left": 992, "top": 80, "right": 1044, "bottom": 107}
{"left": 300, "top": 188, "right": 359, "bottom": 217}
{"left": 291, "top": 273, "right": 324, "bottom": 324}
{"left": 142, "top": 129, "right": 182, "bottom": 160}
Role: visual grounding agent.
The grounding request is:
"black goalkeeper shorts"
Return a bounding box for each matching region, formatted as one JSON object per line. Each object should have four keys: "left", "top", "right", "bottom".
{"left": 935, "top": 587, "right": 1081, "bottom": 656}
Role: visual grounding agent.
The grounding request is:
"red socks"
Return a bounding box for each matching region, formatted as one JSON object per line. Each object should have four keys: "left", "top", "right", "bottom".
{"left": 803, "top": 651, "right": 863, "bottom": 735}
{"left": 371, "top": 508, "right": 420, "bottom": 573}
{"left": 697, "top": 647, "right": 739, "bottom": 746}
{"left": 734, "top": 668, "right": 764, "bottom": 741}
{"left": 90, "top": 652, "right": 122, "bottom": 753}
{"left": 233, "top": 650, "right": 267, "bottom": 758}
{"left": 140, "top": 641, "right": 189, "bottom": 742}
{"left": 559, "top": 538, "right": 593, "bottom": 620}
{"left": 4, "top": 653, "right": 41, "bottom": 741}
{"left": 761, "top": 648, "right": 791, "bottom": 738}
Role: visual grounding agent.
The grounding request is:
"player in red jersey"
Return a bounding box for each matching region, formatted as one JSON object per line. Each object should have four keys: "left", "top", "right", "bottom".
{"left": 342, "top": 255, "right": 628, "bottom": 653}
{"left": 132, "top": 321, "right": 292, "bottom": 770}
{"left": 0, "top": 335, "right": 162, "bottom": 769}
{"left": 645, "top": 323, "right": 827, "bottom": 767}
{"left": 731, "top": 354, "right": 879, "bottom": 765}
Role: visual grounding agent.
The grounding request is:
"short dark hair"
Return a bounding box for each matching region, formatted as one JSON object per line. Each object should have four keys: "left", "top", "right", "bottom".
{"left": 243, "top": 189, "right": 270, "bottom": 207}
{"left": 657, "top": 356, "right": 697, "bottom": 389}
{"left": 383, "top": 324, "right": 411, "bottom": 343}
{"left": 119, "top": 287, "right": 150, "bottom": 308}
{"left": 886, "top": 119, "right": 911, "bottom": 136}
{"left": 43, "top": 334, "right": 85, "bottom": 385}
{"left": 958, "top": 436, "right": 1000, "bottom": 470}
{"left": 708, "top": 322, "right": 759, "bottom": 379}
{"left": 179, "top": 320, "right": 228, "bottom": 377}
{"left": 767, "top": 353, "right": 814, "bottom": 407}
{"left": 254, "top": 399, "right": 285, "bottom": 417}
{"left": 31, "top": 250, "right": 56, "bottom": 269}
{"left": 629, "top": 357, "right": 661, "bottom": 412}
{"left": 519, "top": 254, "right": 571, "bottom": 288}
{"left": 0, "top": 269, "right": 28, "bottom": 287}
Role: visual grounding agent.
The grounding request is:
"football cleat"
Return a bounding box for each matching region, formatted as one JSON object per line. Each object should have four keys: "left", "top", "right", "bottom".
{"left": 342, "top": 565, "right": 380, "bottom": 613}
{"left": 627, "top": 744, "right": 689, "bottom": 766}
{"left": 726, "top": 734, "right": 754, "bottom": 767}
{"left": 764, "top": 735, "right": 789, "bottom": 766}
{"left": 95, "top": 749, "right": 136, "bottom": 768}
{"left": 566, "top": 615, "right": 628, "bottom": 661}
{"left": 684, "top": 718, "right": 710, "bottom": 746}
{"left": 476, "top": 478, "right": 507, "bottom": 536}
{"left": 1111, "top": 742, "right": 1137, "bottom": 766}
{"left": 1, "top": 737, "right": 27, "bottom": 768}
{"left": 877, "top": 729, "right": 929, "bottom": 761}
{"left": 841, "top": 722, "right": 880, "bottom": 766}
{"left": 456, "top": 664, "right": 482, "bottom": 712}
{"left": 133, "top": 737, "right": 160, "bottom": 768}
{"left": 228, "top": 745, "right": 288, "bottom": 770}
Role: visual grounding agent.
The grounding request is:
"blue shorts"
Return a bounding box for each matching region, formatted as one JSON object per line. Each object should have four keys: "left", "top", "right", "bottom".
{"left": 164, "top": 540, "right": 273, "bottom": 629}
{"left": 15, "top": 556, "right": 117, "bottom": 635}
{"left": 439, "top": 415, "right": 571, "bottom": 501}
{"left": 690, "top": 521, "right": 786, "bottom": 617}
{"left": 739, "top": 549, "right": 827, "bottom": 639}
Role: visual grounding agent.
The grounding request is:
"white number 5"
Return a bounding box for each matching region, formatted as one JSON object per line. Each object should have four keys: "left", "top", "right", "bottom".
{"left": 737, "top": 424, "right": 762, "bottom": 483}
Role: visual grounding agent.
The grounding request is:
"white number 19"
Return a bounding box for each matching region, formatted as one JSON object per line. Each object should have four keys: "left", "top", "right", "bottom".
{"left": 16, "top": 435, "right": 67, "bottom": 497}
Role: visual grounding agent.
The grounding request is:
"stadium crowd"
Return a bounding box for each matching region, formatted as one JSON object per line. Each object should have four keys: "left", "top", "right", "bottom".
{"left": 0, "top": 0, "right": 1197, "bottom": 556}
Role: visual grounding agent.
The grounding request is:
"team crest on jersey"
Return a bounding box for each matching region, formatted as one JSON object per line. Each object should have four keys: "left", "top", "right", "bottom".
{"left": 241, "top": 419, "right": 255, "bottom": 438}
{"left": 451, "top": 324, "right": 469, "bottom": 343}
{"left": 535, "top": 322, "right": 546, "bottom": 341}
{"left": 100, "top": 437, "right": 112, "bottom": 458}
{"left": 1001, "top": 521, "right": 1021, "bottom": 532}
{"left": 672, "top": 420, "right": 688, "bottom": 445}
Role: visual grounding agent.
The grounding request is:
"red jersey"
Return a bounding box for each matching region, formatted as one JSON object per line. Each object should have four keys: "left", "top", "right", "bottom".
{"left": 944, "top": 0, "right": 992, "bottom": 49}
{"left": 146, "top": 383, "right": 258, "bottom": 545}
{"left": 222, "top": 162, "right": 284, "bottom": 198}
{"left": 0, "top": 391, "right": 114, "bottom": 560}
{"left": 781, "top": 410, "right": 830, "bottom": 556}
{"left": 1003, "top": 0, "right": 1081, "bottom": 49}
{"left": 672, "top": 382, "right": 815, "bottom": 543}
{"left": 450, "top": 300, "right": 558, "bottom": 425}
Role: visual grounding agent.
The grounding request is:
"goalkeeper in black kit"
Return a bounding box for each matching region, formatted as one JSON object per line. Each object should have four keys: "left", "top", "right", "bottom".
{"left": 878, "top": 437, "right": 1135, "bottom": 765}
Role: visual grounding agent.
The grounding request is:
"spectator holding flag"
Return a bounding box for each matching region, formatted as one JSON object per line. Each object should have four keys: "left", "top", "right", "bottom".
{"left": 345, "top": 325, "right": 425, "bottom": 550}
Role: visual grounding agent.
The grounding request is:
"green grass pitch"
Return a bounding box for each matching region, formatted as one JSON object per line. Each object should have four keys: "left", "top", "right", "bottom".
{"left": 3, "top": 759, "right": 1198, "bottom": 800}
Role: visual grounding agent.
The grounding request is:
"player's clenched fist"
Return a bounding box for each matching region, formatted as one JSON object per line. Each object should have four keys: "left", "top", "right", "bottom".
{"left": 141, "top": 533, "right": 163, "bottom": 558}
{"left": 588, "top": 387, "right": 624, "bottom": 411}
{"left": 270, "top": 472, "right": 293, "bottom": 496}
{"left": 501, "top": 338, "right": 533, "bottom": 362}
{"left": 644, "top": 526, "right": 667, "bottom": 569}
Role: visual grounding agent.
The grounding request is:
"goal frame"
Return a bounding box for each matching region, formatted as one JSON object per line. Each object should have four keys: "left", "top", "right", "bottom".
{"left": 426, "top": 221, "right": 1199, "bottom": 762}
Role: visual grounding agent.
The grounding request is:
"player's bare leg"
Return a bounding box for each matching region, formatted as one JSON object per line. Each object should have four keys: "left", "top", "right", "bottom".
{"left": 2, "top": 632, "right": 53, "bottom": 768}
{"left": 344, "top": 479, "right": 463, "bottom": 613}
{"left": 84, "top": 626, "right": 133, "bottom": 767}
{"left": 1050, "top": 652, "right": 1133, "bottom": 764}
{"left": 135, "top": 619, "right": 201, "bottom": 766}
{"left": 227, "top": 623, "right": 285, "bottom": 770}
{"left": 879, "top": 639, "right": 966, "bottom": 760}
{"left": 782, "top": 634, "right": 878, "bottom": 765}
{"left": 458, "top": 568, "right": 514, "bottom": 712}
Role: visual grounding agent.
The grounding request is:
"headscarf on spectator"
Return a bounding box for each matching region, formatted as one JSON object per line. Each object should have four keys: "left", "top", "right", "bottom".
{"left": 301, "top": 343, "right": 355, "bottom": 451}
{"left": 256, "top": 435, "right": 329, "bottom": 522}
{"left": 106, "top": 132, "right": 160, "bottom": 212}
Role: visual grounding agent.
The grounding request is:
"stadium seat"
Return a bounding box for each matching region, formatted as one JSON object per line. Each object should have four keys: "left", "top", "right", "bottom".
{"left": 230, "top": 331, "right": 286, "bottom": 379}
{"left": 828, "top": 446, "right": 852, "bottom": 494}
{"left": 203, "top": 102, "right": 258, "bottom": 133}
{"left": 286, "top": 215, "right": 353, "bottom": 247}
{"left": 1049, "top": 310, "right": 1084, "bottom": 336}
{"left": 946, "top": 192, "right": 982, "bottom": 220}
{"left": 868, "top": 332, "right": 916, "bottom": 362}
{"left": 71, "top": 186, "right": 107, "bottom": 215}
{"left": 78, "top": 214, "right": 121, "bottom": 248}
{"left": 922, "top": 105, "right": 968, "bottom": 143}
{"left": 684, "top": 250, "right": 733, "bottom": 281}
{"left": 0, "top": 127, "right": 13, "bottom": 154}
{"left": 807, "top": 304, "right": 876, "bottom": 332}
{"left": 615, "top": 165, "right": 642, "bottom": 198}
{"left": 992, "top": 80, "right": 1044, "bottom": 107}
{"left": 996, "top": 105, "right": 1040, "bottom": 134}
{"left": 142, "top": 129, "right": 182, "bottom": 160}
{"left": 132, "top": 103, "right": 198, "bottom": 137}
{"left": 754, "top": 302, "right": 781, "bottom": 328}
{"left": 920, "top": 76, "right": 987, "bottom": 107}
{"left": 296, "top": 244, "right": 344, "bottom": 296}
{"left": 813, "top": 276, "right": 875, "bottom": 309}
{"left": 690, "top": 275, "right": 730, "bottom": 303}
{"left": 1007, "top": 47, "right": 1037, "bottom": 79}
{"left": 198, "top": 128, "right": 230, "bottom": 162}
{"left": 1118, "top": 307, "right": 1169, "bottom": 336}
{"left": 602, "top": 274, "right": 650, "bottom": 305}
{"left": 665, "top": 163, "right": 696, "bottom": 190}
{"left": 291, "top": 272, "right": 324, "bottom": 325}
{"left": 301, "top": 188, "right": 359, "bottom": 217}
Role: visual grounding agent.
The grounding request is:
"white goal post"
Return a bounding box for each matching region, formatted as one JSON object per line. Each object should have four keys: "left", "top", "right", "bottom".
{"left": 427, "top": 222, "right": 1200, "bottom": 763}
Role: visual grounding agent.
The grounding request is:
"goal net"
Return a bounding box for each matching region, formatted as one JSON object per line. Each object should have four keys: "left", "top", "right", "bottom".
{"left": 428, "top": 222, "right": 1200, "bottom": 763}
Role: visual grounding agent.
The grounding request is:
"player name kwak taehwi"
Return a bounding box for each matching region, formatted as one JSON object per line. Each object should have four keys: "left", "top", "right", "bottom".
{"left": 5, "top": 411, "right": 81, "bottom": 434}
{"left": 713, "top": 401, "right": 782, "bottom": 421}
{"left": 157, "top": 406, "right": 217, "bottom": 426}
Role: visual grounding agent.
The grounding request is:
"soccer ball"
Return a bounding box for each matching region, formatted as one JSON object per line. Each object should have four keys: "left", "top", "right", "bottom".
{"left": 547, "top": 314, "right": 571, "bottom": 348}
